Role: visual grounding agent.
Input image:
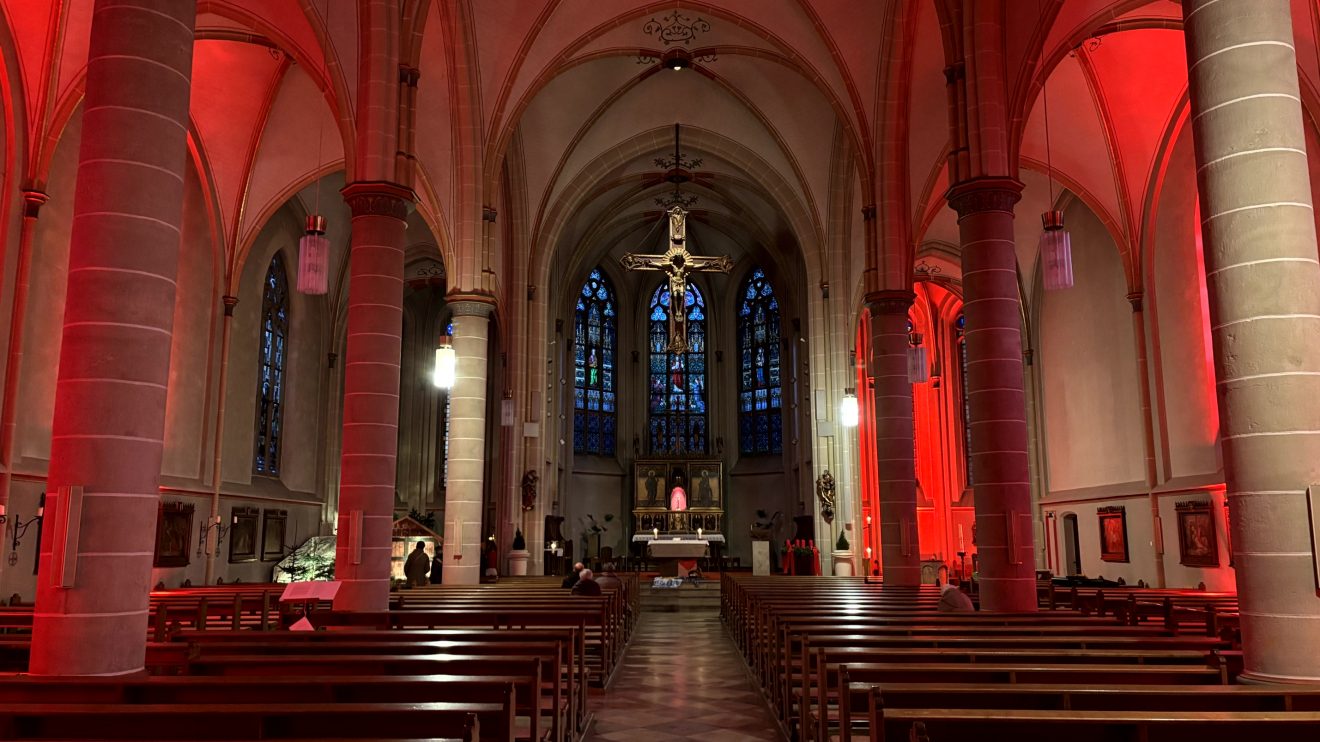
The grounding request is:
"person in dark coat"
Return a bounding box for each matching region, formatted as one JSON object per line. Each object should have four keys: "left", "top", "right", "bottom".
{"left": 404, "top": 542, "right": 431, "bottom": 588}
{"left": 561, "top": 562, "right": 584, "bottom": 589}
{"left": 571, "top": 568, "right": 602, "bottom": 596}
{"left": 938, "top": 579, "right": 975, "bottom": 612}
{"left": 429, "top": 552, "right": 443, "bottom": 584}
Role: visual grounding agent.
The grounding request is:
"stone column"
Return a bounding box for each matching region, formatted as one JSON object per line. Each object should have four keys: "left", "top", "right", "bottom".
{"left": 866, "top": 290, "right": 921, "bottom": 586}
{"left": 28, "top": 0, "right": 196, "bottom": 676}
{"left": 332, "top": 182, "right": 411, "bottom": 612}
{"left": 1128, "top": 292, "right": 1166, "bottom": 588}
{"left": 946, "top": 177, "right": 1036, "bottom": 612}
{"left": 442, "top": 298, "right": 492, "bottom": 585}
{"left": 0, "top": 189, "right": 47, "bottom": 523}
{"left": 1183, "top": 0, "right": 1320, "bottom": 683}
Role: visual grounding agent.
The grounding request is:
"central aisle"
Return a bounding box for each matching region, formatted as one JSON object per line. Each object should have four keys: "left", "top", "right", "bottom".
{"left": 585, "top": 610, "right": 782, "bottom": 741}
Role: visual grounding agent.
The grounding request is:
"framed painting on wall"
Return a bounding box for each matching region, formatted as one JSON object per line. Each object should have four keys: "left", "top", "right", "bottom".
{"left": 261, "top": 509, "right": 287, "bottom": 562}
{"left": 686, "top": 463, "right": 722, "bottom": 510}
{"left": 1176, "top": 500, "right": 1219, "bottom": 568}
{"left": 228, "top": 507, "right": 259, "bottom": 563}
{"left": 154, "top": 501, "right": 194, "bottom": 568}
{"left": 634, "top": 464, "right": 667, "bottom": 509}
{"left": 1097, "top": 506, "right": 1129, "bottom": 563}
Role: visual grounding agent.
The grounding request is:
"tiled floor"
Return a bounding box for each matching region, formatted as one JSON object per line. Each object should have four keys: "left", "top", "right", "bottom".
{"left": 585, "top": 611, "right": 782, "bottom": 741}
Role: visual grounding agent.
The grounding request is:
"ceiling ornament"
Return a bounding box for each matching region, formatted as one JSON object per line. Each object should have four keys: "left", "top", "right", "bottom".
{"left": 913, "top": 261, "right": 943, "bottom": 280}
{"left": 643, "top": 10, "right": 711, "bottom": 46}
{"left": 655, "top": 189, "right": 699, "bottom": 209}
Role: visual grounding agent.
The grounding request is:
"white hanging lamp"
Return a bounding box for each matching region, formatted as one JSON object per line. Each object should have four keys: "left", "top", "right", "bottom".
{"left": 297, "top": 214, "right": 330, "bottom": 295}
{"left": 433, "top": 334, "right": 456, "bottom": 389}
{"left": 907, "top": 332, "right": 929, "bottom": 383}
{"left": 1038, "top": 44, "right": 1072, "bottom": 291}
{"left": 839, "top": 389, "right": 859, "bottom": 428}
{"left": 1040, "top": 209, "right": 1073, "bottom": 290}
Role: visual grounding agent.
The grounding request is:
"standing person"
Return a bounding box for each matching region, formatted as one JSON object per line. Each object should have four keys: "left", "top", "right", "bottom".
{"left": 572, "top": 568, "right": 602, "bottom": 596}
{"left": 562, "top": 562, "right": 585, "bottom": 589}
{"left": 405, "top": 542, "right": 431, "bottom": 588}
{"left": 429, "top": 545, "right": 444, "bottom": 585}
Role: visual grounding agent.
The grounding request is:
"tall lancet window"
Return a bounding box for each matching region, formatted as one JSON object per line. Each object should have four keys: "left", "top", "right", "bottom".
{"left": 254, "top": 254, "right": 290, "bottom": 475}
{"left": 648, "top": 282, "right": 708, "bottom": 453}
{"left": 956, "top": 313, "right": 972, "bottom": 486}
{"left": 574, "top": 268, "right": 617, "bottom": 455}
{"left": 737, "top": 267, "right": 782, "bottom": 454}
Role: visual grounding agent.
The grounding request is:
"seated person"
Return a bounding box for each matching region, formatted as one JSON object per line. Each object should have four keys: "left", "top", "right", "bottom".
{"left": 561, "top": 562, "right": 585, "bottom": 589}
{"left": 571, "top": 568, "right": 602, "bottom": 596}
{"left": 937, "top": 578, "right": 975, "bottom": 612}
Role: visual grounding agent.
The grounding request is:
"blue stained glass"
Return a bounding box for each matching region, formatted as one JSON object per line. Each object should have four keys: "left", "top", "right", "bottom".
{"left": 573, "top": 268, "right": 617, "bottom": 456}
{"left": 254, "top": 254, "right": 289, "bottom": 476}
{"left": 647, "top": 282, "right": 707, "bottom": 453}
{"left": 737, "top": 267, "right": 783, "bottom": 455}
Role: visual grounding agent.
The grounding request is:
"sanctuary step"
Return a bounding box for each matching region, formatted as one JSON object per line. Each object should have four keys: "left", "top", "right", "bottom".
{"left": 638, "top": 577, "right": 721, "bottom": 613}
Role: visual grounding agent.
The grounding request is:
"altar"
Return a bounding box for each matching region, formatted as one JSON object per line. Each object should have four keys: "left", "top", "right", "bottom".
{"left": 633, "top": 534, "right": 722, "bottom": 576}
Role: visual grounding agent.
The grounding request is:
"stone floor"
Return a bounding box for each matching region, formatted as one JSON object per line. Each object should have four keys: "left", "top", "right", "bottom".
{"left": 585, "top": 611, "right": 782, "bottom": 741}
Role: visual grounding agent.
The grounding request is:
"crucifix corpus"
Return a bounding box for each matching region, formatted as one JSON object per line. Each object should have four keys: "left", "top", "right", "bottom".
{"left": 621, "top": 206, "right": 732, "bottom": 353}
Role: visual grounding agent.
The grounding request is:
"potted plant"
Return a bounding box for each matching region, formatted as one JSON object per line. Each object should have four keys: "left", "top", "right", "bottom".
{"left": 833, "top": 530, "right": 854, "bottom": 576}
{"left": 508, "top": 528, "right": 530, "bottom": 576}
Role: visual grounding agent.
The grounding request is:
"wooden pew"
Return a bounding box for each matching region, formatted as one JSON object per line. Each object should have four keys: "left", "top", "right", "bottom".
{"left": 0, "top": 702, "right": 491, "bottom": 741}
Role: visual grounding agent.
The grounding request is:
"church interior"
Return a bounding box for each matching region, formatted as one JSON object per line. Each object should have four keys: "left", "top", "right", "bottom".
{"left": 0, "top": 0, "right": 1318, "bottom": 739}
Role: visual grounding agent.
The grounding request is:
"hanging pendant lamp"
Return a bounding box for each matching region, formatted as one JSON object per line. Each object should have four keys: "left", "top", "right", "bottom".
{"left": 297, "top": 214, "right": 330, "bottom": 295}
{"left": 1040, "top": 209, "right": 1073, "bottom": 290}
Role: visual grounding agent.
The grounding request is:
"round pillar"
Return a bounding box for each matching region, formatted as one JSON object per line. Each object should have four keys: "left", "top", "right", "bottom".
{"left": 28, "top": 0, "right": 196, "bottom": 676}
{"left": 1183, "top": 0, "right": 1320, "bottom": 682}
{"left": 442, "top": 299, "right": 492, "bottom": 585}
{"left": 947, "top": 177, "right": 1036, "bottom": 612}
{"left": 867, "top": 290, "right": 921, "bottom": 586}
{"left": 333, "top": 182, "right": 411, "bottom": 612}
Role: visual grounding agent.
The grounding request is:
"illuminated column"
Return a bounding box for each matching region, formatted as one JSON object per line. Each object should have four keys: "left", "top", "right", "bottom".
{"left": 442, "top": 299, "right": 492, "bottom": 585}
{"left": 1183, "top": 0, "right": 1320, "bottom": 682}
{"left": 28, "top": 0, "right": 196, "bottom": 676}
{"left": 333, "top": 182, "right": 411, "bottom": 612}
{"left": 866, "top": 290, "right": 920, "bottom": 586}
{"left": 946, "top": 178, "right": 1036, "bottom": 612}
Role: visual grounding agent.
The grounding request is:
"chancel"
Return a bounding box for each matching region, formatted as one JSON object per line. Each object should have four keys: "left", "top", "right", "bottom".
{"left": 0, "top": 1, "right": 1318, "bottom": 740}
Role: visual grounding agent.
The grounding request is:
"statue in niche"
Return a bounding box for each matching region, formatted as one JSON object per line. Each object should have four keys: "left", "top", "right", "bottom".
{"left": 816, "top": 470, "right": 836, "bottom": 523}
{"left": 521, "top": 470, "right": 538, "bottom": 512}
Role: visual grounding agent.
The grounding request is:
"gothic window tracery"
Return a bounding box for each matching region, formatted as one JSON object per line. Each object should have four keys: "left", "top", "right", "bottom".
{"left": 648, "top": 282, "right": 707, "bottom": 453}
{"left": 737, "top": 267, "right": 782, "bottom": 454}
{"left": 574, "top": 269, "right": 617, "bottom": 455}
{"left": 254, "top": 254, "right": 289, "bottom": 476}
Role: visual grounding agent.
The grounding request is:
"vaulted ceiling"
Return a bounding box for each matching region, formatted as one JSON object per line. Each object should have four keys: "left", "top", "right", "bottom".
{"left": 4, "top": 0, "right": 1320, "bottom": 306}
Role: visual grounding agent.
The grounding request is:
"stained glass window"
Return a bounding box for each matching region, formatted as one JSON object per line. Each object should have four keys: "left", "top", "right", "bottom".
{"left": 737, "top": 267, "right": 782, "bottom": 454}
{"left": 574, "top": 269, "right": 617, "bottom": 455}
{"left": 254, "top": 254, "right": 289, "bottom": 476}
{"left": 957, "top": 313, "right": 973, "bottom": 486}
{"left": 648, "top": 282, "right": 707, "bottom": 453}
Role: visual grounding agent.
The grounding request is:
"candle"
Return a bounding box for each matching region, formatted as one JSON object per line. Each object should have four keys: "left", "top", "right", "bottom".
{"left": 697, "top": 527, "right": 703, "bottom": 538}
{"left": 958, "top": 524, "right": 965, "bottom": 551}
{"left": 865, "top": 546, "right": 872, "bottom": 559}
{"left": 653, "top": 527, "right": 659, "bottom": 539}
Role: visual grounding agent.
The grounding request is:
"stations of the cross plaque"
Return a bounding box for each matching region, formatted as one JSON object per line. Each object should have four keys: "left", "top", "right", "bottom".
{"left": 621, "top": 205, "right": 732, "bottom": 353}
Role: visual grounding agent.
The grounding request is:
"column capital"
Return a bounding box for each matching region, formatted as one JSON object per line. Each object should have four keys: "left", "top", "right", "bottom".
{"left": 21, "top": 189, "right": 48, "bottom": 219}
{"left": 341, "top": 181, "right": 414, "bottom": 220}
{"left": 222, "top": 295, "right": 238, "bottom": 316}
{"left": 448, "top": 292, "right": 496, "bottom": 318}
{"left": 865, "top": 290, "right": 915, "bottom": 315}
{"left": 946, "top": 177, "right": 1023, "bottom": 220}
{"left": 1126, "top": 291, "right": 1144, "bottom": 312}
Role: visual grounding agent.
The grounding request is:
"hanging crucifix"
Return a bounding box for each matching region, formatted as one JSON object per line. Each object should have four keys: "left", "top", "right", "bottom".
{"left": 621, "top": 205, "right": 732, "bottom": 353}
